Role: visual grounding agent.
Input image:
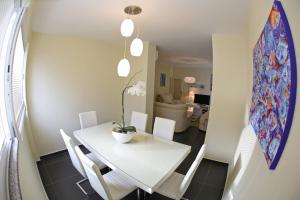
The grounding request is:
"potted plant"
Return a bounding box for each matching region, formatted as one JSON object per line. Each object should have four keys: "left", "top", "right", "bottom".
{"left": 112, "top": 72, "right": 146, "bottom": 143}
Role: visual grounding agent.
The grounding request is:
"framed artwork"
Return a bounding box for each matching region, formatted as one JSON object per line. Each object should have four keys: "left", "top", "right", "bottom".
{"left": 249, "top": 0, "right": 297, "bottom": 170}
{"left": 160, "top": 73, "right": 166, "bottom": 87}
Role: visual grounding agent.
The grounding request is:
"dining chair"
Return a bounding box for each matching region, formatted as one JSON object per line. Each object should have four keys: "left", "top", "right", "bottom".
{"left": 155, "top": 144, "right": 206, "bottom": 200}
{"left": 130, "top": 111, "right": 148, "bottom": 132}
{"left": 153, "top": 117, "right": 176, "bottom": 140}
{"left": 79, "top": 111, "right": 98, "bottom": 129}
{"left": 60, "top": 129, "right": 106, "bottom": 195}
{"left": 75, "top": 146, "right": 137, "bottom": 200}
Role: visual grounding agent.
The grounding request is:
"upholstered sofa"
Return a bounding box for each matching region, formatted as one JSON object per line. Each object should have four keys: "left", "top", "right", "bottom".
{"left": 154, "top": 102, "right": 190, "bottom": 132}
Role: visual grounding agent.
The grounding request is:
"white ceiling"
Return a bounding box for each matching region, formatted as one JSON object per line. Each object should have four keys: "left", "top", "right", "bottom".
{"left": 31, "top": 0, "right": 250, "bottom": 67}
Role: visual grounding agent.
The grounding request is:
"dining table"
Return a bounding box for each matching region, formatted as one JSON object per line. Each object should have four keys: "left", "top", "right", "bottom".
{"left": 73, "top": 122, "right": 191, "bottom": 199}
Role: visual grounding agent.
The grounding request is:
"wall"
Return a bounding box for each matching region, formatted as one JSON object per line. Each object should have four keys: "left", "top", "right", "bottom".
{"left": 145, "top": 44, "right": 157, "bottom": 132}
{"left": 19, "top": 114, "right": 48, "bottom": 200}
{"left": 205, "top": 35, "right": 248, "bottom": 164}
{"left": 154, "top": 62, "right": 212, "bottom": 97}
{"left": 173, "top": 67, "right": 212, "bottom": 95}
{"left": 222, "top": 0, "right": 300, "bottom": 199}
{"left": 125, "top": 42, "right": 157, "bottom": 133}
{"left": 27, "top": 32, "right": 155, "bottom": 156}
{"left": 154, "top": 62, "right": 173, "bottom": 96}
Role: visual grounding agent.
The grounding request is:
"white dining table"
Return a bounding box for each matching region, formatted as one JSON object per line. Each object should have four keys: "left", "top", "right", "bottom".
{"left": 73, "top": 122, "right": 191, "bottom": 194}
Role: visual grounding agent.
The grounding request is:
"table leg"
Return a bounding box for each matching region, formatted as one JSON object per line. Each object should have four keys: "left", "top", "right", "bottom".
{"left": 137, "top": 188, "right": 147, "bottom": 200}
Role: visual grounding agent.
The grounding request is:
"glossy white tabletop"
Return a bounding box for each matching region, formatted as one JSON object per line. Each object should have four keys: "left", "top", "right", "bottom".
{"left": 73, "top": 122, "right": 191, "bottom": 193}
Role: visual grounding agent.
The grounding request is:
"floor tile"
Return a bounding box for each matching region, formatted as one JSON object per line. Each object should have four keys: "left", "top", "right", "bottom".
{"left": 205, "top": 161, "right": 228, "bottom": 188}
{"left": 196, "top": 184, "right": 224, "bottom": 200}
{"left": 44, "top": 185, "right": 57, "bottom": 200}
{"left": 37, "top": 162, "right": 53, "bottom": 186}
{"left": 45, "top": 159, "right": 79, "bottom": 183}
{"left": 53, "top": 174, "right": 87, "bottom": 200}
{"left": 41, "top": 151, "right": 70, "bottom": 166}
{"left": 193, "top": 159, "right": 211, "bottom": 183}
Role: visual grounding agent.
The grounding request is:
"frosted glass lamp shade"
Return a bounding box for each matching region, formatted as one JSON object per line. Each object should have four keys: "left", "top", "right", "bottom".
{"left": 184, "top": 77, "right": 196, "bottom": 84}
{"left": 121, "top": 18, "right": 134, "bottom": 37}
{"left": 130, "top": 38, "right": 143, "bottom": 56}
{"left": 117, "top": 58, "right": 130, "bottom": 77}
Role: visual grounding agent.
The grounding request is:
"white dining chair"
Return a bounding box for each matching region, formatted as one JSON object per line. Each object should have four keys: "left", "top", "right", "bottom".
{"left": 153, "top": 117, "right": 176, "bottom": 140}
{"left": 79, "top": 111, "right": 98, "bottom": 129}
{"left": 130, "top": 111, "right": 148, "bottom": 132}
{"left": 155, "top": 144, "right": 206, "bottom": 200}
{"left": 75, "top": 146, "right": 137, "bottom": 200}
{"left": 60, "top": 129, "right": 106, "bottom": 195}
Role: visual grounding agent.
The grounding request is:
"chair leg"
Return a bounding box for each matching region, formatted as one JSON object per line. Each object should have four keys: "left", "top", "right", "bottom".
{"left": 76, "top": 178, "right": 88, "bottom": 195}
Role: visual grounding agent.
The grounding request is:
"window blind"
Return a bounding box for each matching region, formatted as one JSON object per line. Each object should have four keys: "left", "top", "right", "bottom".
{"left": 0, "top": 0, "right": 15, "bottom": 56}
{"left": 11, "top": 29, "right": 24, "bottom": 124}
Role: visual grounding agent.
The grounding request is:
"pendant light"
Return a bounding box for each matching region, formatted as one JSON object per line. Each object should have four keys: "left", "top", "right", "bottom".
{"left": 130, "top": 24, "right": 143, "bottom": 56}
{"left": 120, "top": 18, "right": 134, "bottom": 37}
{"left": 117, "top": 39, "right": 130, "bottom": 77}
{"left": 117, "top": 5, "right": 142, "bottom": 76}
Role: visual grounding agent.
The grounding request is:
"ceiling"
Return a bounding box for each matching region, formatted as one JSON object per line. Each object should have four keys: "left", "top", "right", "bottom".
{"left": 31, "top": 0, "right": 250, "bottom": 68}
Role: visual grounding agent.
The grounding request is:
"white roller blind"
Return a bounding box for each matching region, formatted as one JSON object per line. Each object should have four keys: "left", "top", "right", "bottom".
{"left": 11, "top": 29, "right": 24, "bottom": 123}
{"left": 0, "top": 0, "right": 15, "bottom": 55}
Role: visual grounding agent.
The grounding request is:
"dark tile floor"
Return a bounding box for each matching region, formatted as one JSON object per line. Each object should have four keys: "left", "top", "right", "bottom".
{"left": 37, "top": 127, "right": 228, "bottom": 200}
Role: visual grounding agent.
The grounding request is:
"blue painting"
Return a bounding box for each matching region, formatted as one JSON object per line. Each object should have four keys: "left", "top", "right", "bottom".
{"left": 250, "top": 1, "right": 297, "bottom": 170}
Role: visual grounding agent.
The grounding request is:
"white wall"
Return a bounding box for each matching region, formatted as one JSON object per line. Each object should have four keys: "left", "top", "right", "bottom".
{"left": 222, "top": 0, "right": 300, "bottom": 199}
{"left": 145, "top": 44, "right": 157, "bottom": 132}
{"left": 205, "top": 35, "right": 248, "bottom": 164}
{"left": 124, "top": 42, "right": 157, "bottom": 133}
{"left": 19, "top": 114, "right": 48, "bottom": 200}
{"left": 27, "top": 32, "right": 155, "bottom": 156}
{"left": 154, "top": 62, "right": 173, "bottom": 96}
{"left": 173, "top": 67, "right": 212, "bottom": 95}
{"left": 154, "top": 62, "right": 212, "bottom": 97}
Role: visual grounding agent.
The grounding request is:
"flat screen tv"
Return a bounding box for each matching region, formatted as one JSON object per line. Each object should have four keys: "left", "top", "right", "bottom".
{"left": 194, "top": 94, "right": 210, "bottom": 105}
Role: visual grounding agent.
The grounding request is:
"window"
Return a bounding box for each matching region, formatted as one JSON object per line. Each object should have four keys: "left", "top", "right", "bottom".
{"left": 11, "top": 29, "right": 25, "bottom": 125}
{"left": 0, "top": 10, "right": 17, "bottom": 150}
{"left": 0, "top": 3, "right": 27, "bottom": 148}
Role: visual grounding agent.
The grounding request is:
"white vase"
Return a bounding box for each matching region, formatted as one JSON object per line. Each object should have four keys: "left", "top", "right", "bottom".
{"left": 112, "top": 130, "right": 135, "bottom": 143}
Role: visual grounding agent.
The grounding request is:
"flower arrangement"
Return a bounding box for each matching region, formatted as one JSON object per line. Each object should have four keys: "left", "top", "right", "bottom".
{"left": 113, "top": 72, "right": 146, "bottom": 134}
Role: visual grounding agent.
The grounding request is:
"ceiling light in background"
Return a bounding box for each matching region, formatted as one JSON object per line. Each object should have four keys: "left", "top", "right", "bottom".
{"left": 120, "top": 18, "right": 134, "bottom": 37}
{"left": 130, "top": 37, "right": 143, "bottom": 56}
{"left": 184, "top": 77, "right": 196, "bottom": 84}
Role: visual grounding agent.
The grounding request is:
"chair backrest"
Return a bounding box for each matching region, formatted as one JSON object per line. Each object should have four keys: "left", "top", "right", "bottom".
{"left": 130, "top": 111, "right": 148, "bottom": 132}
{"left": 79, "top": 111, "right": 98, "bottom": 129}
{"left": 153, "top": 117, "right": 176, "bottom": 140}
{"left": 60, "top": 129, "right": 86, "bottom": 178}
{"left": 75, "top": 146, "right": 113, "bottom": 200}
{"left": 179, "top": 144, "right": 206, "bottom": 198}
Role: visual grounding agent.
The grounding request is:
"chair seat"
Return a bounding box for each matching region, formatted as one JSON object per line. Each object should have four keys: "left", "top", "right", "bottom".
{"left": 86, "top": 153, "right": 106, "bottom": 170}
{"left": 103, "top": 171, "right": 137, "bottom": 200}
{"left": 155, "top": 172, "right": 185, "bottom": 199}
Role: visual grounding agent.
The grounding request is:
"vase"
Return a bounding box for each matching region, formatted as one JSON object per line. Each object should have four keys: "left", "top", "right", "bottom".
{"left": 112, "top": 129, "right": 135, "bottom": 143}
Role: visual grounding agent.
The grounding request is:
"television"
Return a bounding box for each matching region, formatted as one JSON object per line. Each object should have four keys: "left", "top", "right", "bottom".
{"left": 194, "top": 94, "right": 210, "bottom": 105}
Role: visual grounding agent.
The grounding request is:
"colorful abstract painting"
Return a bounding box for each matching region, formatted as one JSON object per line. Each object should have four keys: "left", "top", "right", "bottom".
{"left": 250, "top": 1, "right": 297, "bottom": 170}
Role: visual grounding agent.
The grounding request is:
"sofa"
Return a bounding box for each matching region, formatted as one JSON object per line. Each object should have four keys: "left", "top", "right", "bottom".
{"left": 154, "top": 102, "right": 190, "bottom": 132}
